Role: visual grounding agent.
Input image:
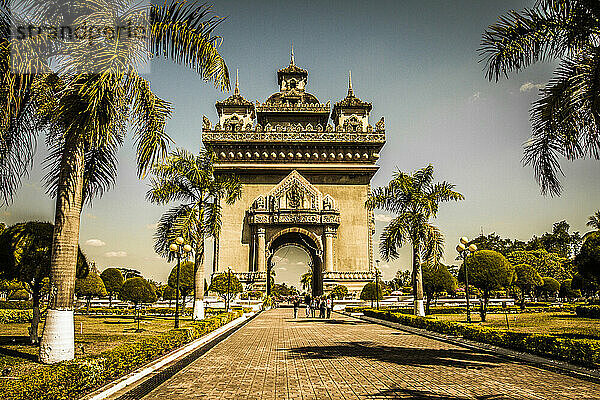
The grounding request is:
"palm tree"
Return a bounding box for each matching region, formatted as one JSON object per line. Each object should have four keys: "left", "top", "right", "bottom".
{"left": 300, "top": 271, "right": 312, "bottom": 293}
{"left": 480, "top": 1, "right": 600, "bottom": 196}
{"left": 148, "top": 148, "right": 241, "bottom": 320}
{"left": 1, "top": 1, "right": 229, "bottom": 363}
{"left": 587, "top": 211, "right": 600, "bottom": 230}
{"left": 366, "top": 165, "right": 463, "bottom": 316}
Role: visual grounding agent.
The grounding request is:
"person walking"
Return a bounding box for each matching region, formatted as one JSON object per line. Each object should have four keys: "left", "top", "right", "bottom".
{"left": 319, "top": 297, "right": 326, "bottom": 318}
{"left": 304, "top": 294, "right": 311, "bottom": 317}
{"left": 326, "top": 296, "right": 333, "bottom": 319}
{"left": 311, "top": 298, "right": 317, "bottom": 318}
{"left": 293, "top": 297, "right": 300, "bottom": 319}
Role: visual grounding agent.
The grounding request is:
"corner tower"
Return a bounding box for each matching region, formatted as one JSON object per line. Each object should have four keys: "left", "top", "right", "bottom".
{"left": 202, "top": 52, "right": 386, "bottom": 296}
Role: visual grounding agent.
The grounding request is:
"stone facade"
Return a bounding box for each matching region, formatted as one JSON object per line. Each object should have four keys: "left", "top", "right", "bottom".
{"left": 202, "top": 50, "right": 385, "bottom": 296}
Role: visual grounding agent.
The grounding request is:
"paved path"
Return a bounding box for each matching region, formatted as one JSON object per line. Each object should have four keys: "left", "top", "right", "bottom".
{"left": 143, "top": 309, "right": 600, "bottom": 400}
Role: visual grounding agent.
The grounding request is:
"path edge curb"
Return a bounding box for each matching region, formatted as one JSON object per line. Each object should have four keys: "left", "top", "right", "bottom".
{"left": 81, "top": 311, "right": 259, "bottom": 400}
{"left": 340, "top": 310, "right": 600, "bottom": 384}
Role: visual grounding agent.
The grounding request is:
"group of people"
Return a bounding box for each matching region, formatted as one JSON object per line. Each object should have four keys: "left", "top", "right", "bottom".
{"left": 292, "top": 295, "right": 333, "bottom": 319}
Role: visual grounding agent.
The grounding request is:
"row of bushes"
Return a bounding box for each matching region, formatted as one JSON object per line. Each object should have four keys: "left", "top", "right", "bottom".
{"left": 346, "top": 305, "right": 571, "bottom": 315}
{"left": 0, "top": 309, "right": 35, "bottom": 323}
{"left": 0, "top": 300, "right": 33, "bottom": 309}
{"left": 362, "top": 309, "right": 600, "bottom": 367}
{"left": 0, "top": 310, "right": 244, "bottom": 400}
{"left": 78, "top": 307, "right": 248, "bottom": 316}
{"left": 575, "top": 305, "right": 600, "bottom": 319}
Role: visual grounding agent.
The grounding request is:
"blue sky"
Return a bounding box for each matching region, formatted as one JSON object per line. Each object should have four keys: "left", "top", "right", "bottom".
{"left": 3, "top": 0, "right": 599, "bottom": 287}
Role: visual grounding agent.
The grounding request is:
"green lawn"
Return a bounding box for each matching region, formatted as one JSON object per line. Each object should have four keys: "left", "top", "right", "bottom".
{"left": 0, "top": 314, "right": 197, "bottom": 377}
{"left": 433, "top": 311, "right": 600, "bottom": 340}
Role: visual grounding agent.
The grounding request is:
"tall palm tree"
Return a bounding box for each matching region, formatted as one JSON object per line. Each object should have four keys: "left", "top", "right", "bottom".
{"left": 148, "top": 148, "right": 241, "bottom": 320}
{"left": 587, "top": 211, "right": 600, "bottom": 230}
{"left": 0, "top": 1, "right": 229, "bottom": 363}
{"left": 366, "top": 165, "right": 463, "bottom": 316}
{"left": 480, "top": 1, "right": 600, "bottom": 196}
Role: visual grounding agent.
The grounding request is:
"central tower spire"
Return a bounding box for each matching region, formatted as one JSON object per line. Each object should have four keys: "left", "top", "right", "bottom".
{"left": 290, "top": 42, "right": 295, "bottom": 65}
{"left": 234, "top": 68, "right": 240, "bottom": 96}
{"left": 348, "top": 70, "right": 353, "bottom": 96}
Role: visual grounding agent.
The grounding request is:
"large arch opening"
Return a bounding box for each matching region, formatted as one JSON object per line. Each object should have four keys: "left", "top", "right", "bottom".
{"left": 267, "top": 230, "right": 323, "bottom": 297}
{"left": 270, "top": 245, "right": 311, "bottom": 294}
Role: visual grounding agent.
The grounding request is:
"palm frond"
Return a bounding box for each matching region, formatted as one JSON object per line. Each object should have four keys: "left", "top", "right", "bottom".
{"left": 379, "top": 216, "right": 410, "bottom": 262}
{"left": 154, "top": 203, "right": 196, "bottom": 261}
{"left": 480, "top": 2, "right": 594, "bottom": 82}
{"left": 150, "top": 1, "right": 229, "bottom": 91}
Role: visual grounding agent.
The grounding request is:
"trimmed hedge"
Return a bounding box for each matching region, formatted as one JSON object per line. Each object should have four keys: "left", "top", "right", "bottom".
{"left": 0, "top": 309, "right": 34, "bottom": 323}
{"left": 0, "top": 300, "right": 33, "bottom": 309}
{"left": 575, "top": 305, "right": 600, "bottom": 319}
{"left": 362, "top": 309, "right": 600, "bottom": 367}
{"left": 0, "top": 310, "right": 243, "bottom": 400}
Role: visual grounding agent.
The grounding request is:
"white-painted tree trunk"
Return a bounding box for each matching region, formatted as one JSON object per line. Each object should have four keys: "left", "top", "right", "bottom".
{"left": 414, "top": 299, "right": 425, "bottom": 317}
{"left": 39, "top": 309, "right": 74, "bottom": 364}
{"left": 193, "top": 299, "right": 205, "bottom": 320}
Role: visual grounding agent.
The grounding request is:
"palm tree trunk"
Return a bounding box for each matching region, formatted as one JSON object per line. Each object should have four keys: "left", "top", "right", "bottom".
{"left": 193, "top": 202, "right": 205, "bottom": 320}
{"left": 39, "top": 140, "right": 85, "bottom": 364}
{"left": 412, "top": 241, "right": 425, "bottom": 316}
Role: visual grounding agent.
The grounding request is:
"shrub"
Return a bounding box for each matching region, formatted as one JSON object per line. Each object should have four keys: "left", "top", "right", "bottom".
{"left": 575, "top": 305, "right": 600, "bottom": 319}
{"left": 0, "top": 310, "right": 242, "bottom": 400}
{"left": 360, "top": 282, "right": 383, "bottom": 307}
{"left": 363, "top": 309, "right": 600, "bottom": 367}
{"left": 0, "top": 309, "right": 34, "bottom": 323}
{"left": 0, "top": 300, "right": 32, "bottom": 309}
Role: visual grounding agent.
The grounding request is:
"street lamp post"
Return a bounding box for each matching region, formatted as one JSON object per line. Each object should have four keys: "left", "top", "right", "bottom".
{"left": 169, "top": 237, "right": 192, "bottom": 329}
{"left": 226, "top": 267, "right": 234, "bottom": 311}
{"left": 375, "top": 260, "right": 381, "bottom": 310}
{"left": 456, "top": 237, "right": 477, "bottom": 323}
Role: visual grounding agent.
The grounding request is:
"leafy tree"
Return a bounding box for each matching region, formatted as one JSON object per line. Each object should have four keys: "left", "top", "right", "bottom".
{"left": 422, "top": 263, "right": 457, "bottom": 314}
{"left": 459, "top": 250, "right": 514, "bottom": 321}
{"left": 0, "top": 279, "right": 24, "bottom": 300}
{"left": 1, "top": 1, "right": 230, "bottom": 363}
{"left": 100, "top": 268, "right": 124, "bottom": 307}
{"left": 572, "top": 272, "right": 598, "bottom": 298}
{"left": 272, "top": 283, "right": 292, "bottom": 298}
{"left": 366, "top": 165, "right": 463, "bottom": 316}
{"left": 575, "top": 232, "right": 600, "bottom": 284}
{"left": 469, "top": 233, "right": 526, "bottom": 256}
{"left": 208, "top": 272, "right": 242, "bottom": 311}
{"left": 148, "top": 148, "right": 241, "bottom": 321}
{"left": 331, "top": 285, "right": 348, "bottom": 300}
{"left": 0, "top": 221, "right": 88, "bottom": 344}
{"left": 513, "top": 263, "right": 543, "bottom": 310}
{"left": 167, "top": 261, "right": 195, "bottom": 308}
{"left": 506, "top": 249, "right": 572, "bottom": 281}
{"left": 481, "top": 1, "right": 600, "bottom": 195}
{"left": 526, "top": 221, "right": 581, "bottom": 258}
{"left": 360, "top": 282, "right": 383, "bottom": 308}
{"left": 559, "top": 279, "right": 580, "bottom": 301}
{"left": 536, "top": 277, "right": 560, "bottom": 300}
{"left": 119, "top": 277, "right": 158, "bottom": 331}
{"left": 75, "top": 269, "right": 107, "bottom": 314}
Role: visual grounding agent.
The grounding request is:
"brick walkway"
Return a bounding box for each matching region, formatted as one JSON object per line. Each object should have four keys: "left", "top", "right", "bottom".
{"left": 142, "top": 309, "right": 600, "bottom": 400}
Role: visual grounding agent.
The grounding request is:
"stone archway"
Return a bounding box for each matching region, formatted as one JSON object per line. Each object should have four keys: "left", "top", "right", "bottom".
{"left": 267, "top": 229, "right": 324, "bottom": 297}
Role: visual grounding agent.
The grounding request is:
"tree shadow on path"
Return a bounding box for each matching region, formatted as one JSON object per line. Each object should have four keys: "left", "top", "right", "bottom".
{"left": 366, "top": 387, "right": 511, "bottom": 400}
{"left": 284, "top": 341, "right": 502, "bottom": 369}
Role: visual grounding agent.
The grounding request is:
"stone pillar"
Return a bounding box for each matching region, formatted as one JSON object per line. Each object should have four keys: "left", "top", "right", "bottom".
{"left": 324, "top": 228, "right": 335, "bottom": 272}
{"left": 257, "top": 227, "right": 266, "bottom": 272}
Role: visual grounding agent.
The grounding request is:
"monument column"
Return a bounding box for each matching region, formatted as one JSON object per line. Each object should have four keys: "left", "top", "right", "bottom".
{"left": 324, "top": 227, "right": 335, "bottom": 272}
{"left": 257, "top": 227, "right": 266, "bottom": 272}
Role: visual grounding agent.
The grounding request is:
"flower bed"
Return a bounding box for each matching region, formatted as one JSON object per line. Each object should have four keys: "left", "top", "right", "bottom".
{"left": 362, "top": 309, "right": 600, "bottom": 368}
{"left": 0, "top": 310, "right": 243, "bottom": 400}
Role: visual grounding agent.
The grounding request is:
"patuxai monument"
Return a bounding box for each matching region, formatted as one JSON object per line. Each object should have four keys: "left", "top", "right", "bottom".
{"left": 202, "top": 49, "right": 386, "bottom": 296}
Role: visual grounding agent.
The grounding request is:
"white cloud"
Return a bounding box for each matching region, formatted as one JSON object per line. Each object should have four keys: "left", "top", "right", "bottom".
{"left": 277, "top": 267, "right": 287, "bottom": 271}
{"left": 146, "top": 223, "right": 158, "bottom": 230}
{"left": 85, "top": 239, "right": 106, "bottom": 247}
{"left": 293, "top": 261, "right": 305, "bottom": 266}
{"left": 374, "top": 213, "right": 393, "bottom": 223}
{"left": 520, "top": 82, "right": 545, "bottom": 92}
{"left": 84, "top": 213, "right": 98, "bottom": 220}
{"left": 105, "top": 251, "right": 127, "bottom": 258}
{"left": 272, "top": 255, "right": 288, "bottom": 264}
